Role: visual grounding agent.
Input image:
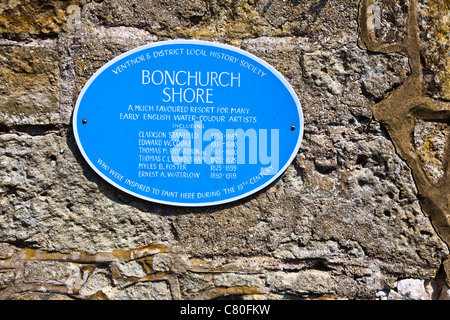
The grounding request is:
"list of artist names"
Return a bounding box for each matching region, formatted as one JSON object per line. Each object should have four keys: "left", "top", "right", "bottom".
{"left": 119, "top": 104, "right": 258, "bottom": 181}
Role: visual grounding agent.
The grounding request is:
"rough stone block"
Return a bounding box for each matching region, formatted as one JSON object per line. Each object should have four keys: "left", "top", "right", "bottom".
{"left": 179, "top": 272, "right": 212, "bottom": 293}
{"left": 85, "top": 0, "right": 360, "bottom": 38}
{"left": 24, "top": 260, "right": 80, "bottom": 285}
{"left": 0, "top": 46, "right": 60, "bottom": 126}
{"left": 0, "top": 243, "right": 18, "bottom": 259}
{"left": 418, "top": 0, "right": 450, "bottom": 100}
{"left": 270, "top": 270, "right": 337, "bottom": 295}
{"left": 414, "top": 120, "right": 449, "bottom": 183}
{"left": 58, "top": 26, "right": 157, "bottom": 124}
{"left": 0, "top": 271, "right": 15, "bottom": 288}
{"left": 213, "top": 273, "right": 263, "bottom": 288}
{"left": 115, "top": 260, "right": 147, "bottom": 278}
{"left": 78, "top": 268, "right": 111, "bottom": 298}
{"left": 0, "top": 133, "right": 172, "bottom": 252}
{"left": 0, "top": 0, "right": 76, "bottom": 36}
{"left": 114, "top": 281, "right": 172, "bottom": 300}
{"left": 152, "top": 254, "right": 172, "bottom": 272}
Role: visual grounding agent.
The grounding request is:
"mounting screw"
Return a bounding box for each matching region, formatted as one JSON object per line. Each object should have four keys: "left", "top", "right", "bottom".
{"left": 291, "top": 125, "right": 296, "bottom": 131}
{"left": 82, "top": 119, "right": 87, "bottom": 124}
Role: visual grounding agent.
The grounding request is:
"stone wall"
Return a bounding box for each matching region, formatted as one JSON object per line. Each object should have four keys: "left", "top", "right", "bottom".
{"left": 0, "top": 0, "right": 449, "bottom": 300}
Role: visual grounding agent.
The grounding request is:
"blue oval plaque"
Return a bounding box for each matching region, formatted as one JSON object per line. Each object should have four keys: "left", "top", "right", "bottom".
{"left": 73, "top": 40, "right": 303, "bottom": 207}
